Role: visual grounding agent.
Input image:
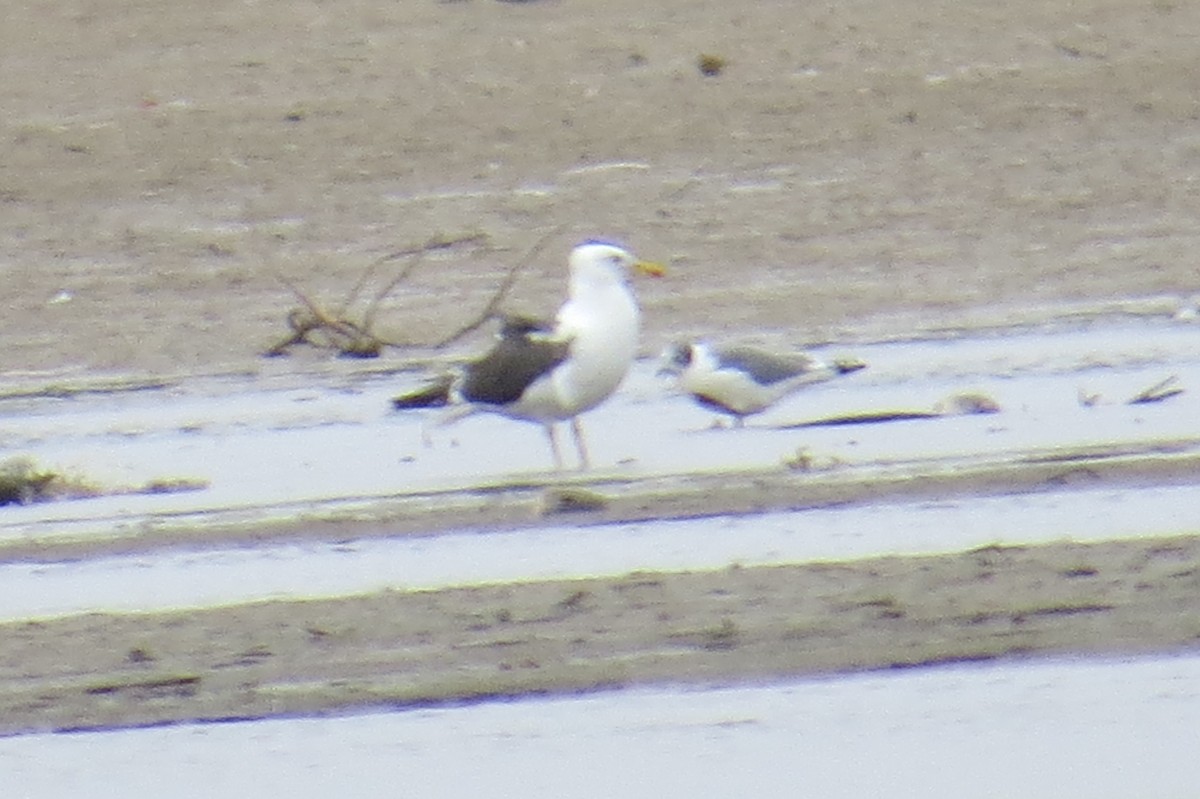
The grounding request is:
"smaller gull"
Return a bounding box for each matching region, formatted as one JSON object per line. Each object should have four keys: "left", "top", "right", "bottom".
{"left": 659, "top": 340, "right": 865, "bottom": 426}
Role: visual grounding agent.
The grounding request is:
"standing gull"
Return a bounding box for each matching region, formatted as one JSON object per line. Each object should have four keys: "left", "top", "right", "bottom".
{"left": 659, "top": 340, "right": 865, "bottom": 426}
{"left": 421, "top": 240, "right": 664, "bottom": 469}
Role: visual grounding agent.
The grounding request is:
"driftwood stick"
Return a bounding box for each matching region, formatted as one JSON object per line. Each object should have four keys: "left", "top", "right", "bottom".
{"left": 341, "top": 231, "right": 488, "bottom": 316}
{"left": 431, "top": 226, "right": 563, "bottom": 349}
{"left": 265, "top": 272, "right": 381, "bottom": 357}
{"left": 363, "top": 250, "right": 425, "bottom": 334}
{"left": 374, "top": 231, "right": 489, "bottom": 265}
{"left": 1128, "top": 375, "right": 1183, "bottom": 405}
{"left": 273, "top": 273, "right": 343, "bottom": 331}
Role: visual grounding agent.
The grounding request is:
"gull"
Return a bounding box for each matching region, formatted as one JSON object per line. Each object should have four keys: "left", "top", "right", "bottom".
{"left": 398, "top": 240, "right": 663, "bottom": 469}
{"left": 659, "top": 340, "right": 865, "bottom": 426}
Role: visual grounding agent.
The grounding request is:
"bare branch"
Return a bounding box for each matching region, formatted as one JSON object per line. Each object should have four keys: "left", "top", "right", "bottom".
{"left": 341, "top": 231, "right": 488, "bottom": 316}
{"left": 263, "top": 232, "right": 489, "bottom": 358}
{"left": 363, "top": 250, "right": 425, "bottom": 334}
{"left": 264, "top": 271, "right": 383, "bottom": 358}
{"left": 431, "top": 225, "right": 564, "bottom": 349}
{"left": 1128, "top": 375, "right": 1183, "bottom": 405}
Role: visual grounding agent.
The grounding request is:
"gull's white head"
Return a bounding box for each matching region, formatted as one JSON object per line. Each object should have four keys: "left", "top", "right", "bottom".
{"left": 568, "top": 239, "right": 665, "bottom": 291}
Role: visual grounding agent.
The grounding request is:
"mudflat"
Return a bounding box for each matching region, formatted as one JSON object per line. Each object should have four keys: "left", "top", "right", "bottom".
{"left": 3, "top": 0, "right": 1198, "bottom": 375}
{"left": 3, "top": 534, "right": 1199, "bottom": 737}
{"left": 3, "top": 0, "right": 1200, "bottom": 734}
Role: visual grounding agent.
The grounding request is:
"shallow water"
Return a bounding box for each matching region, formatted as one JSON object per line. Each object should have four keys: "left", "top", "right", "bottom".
{"left": 1, "top": 479, "right": 1195, "bottom": 621}
{"left": 2, "top": 317, "right": 1198, "bottom": 541}
{"left": 2, "top": 316, "right": 1199, "bottom": 760}
{"left": 2, "top": 317, "right": 1199, "bottom": 620}
{"left": 4, "top": 652, "right": 1197, "bottom": 799}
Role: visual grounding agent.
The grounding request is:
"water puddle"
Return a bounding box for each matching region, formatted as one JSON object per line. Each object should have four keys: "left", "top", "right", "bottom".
{"left": 1, "top": 478, "right": 1195, "bottom": 621}
{"left": 2, "top": 317, "right": 1197, "bottom": 533}
{"left": 3, "top": 316, "right": 1198, "bottom": 766}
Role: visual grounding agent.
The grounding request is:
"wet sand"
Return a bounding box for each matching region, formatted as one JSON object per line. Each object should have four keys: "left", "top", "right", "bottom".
{"left": 4, "top": 0, "right": 1200, "bottom": 733}
{"left": 4, "top": 0, "right": 1200, "bottom": 375}
{"left": 3, "top": 533, "right": 1199, "bottom": 737}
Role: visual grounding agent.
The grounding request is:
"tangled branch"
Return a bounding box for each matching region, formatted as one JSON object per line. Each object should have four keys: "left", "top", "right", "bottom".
{"left": 263, "top": 232, "right": 488, "bottom": 358}
{"left": 264, "top": 227, "right": 563, "bottom": 358}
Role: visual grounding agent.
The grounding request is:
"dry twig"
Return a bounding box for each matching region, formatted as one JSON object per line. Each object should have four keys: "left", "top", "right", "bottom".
{"left": 1127, "top": 375, "right": 1184, "bottom": 405}
{"left": 263, "top": 232, "right": 488, "bottom": 358}
{"left": 430, "top": 225, "right": 564, "bottom": 349}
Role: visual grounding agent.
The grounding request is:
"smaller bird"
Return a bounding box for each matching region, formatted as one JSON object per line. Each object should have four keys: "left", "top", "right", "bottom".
{"left": 659, "top": 340, "right": 865, "bottom": 426}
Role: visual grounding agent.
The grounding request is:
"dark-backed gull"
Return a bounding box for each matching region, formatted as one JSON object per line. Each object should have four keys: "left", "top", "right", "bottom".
{"left": 426, "top": 240, "right": 664, "bottom": 468}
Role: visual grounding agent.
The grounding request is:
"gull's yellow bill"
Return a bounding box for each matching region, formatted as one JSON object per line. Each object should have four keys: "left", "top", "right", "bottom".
{"left": 633, "top": 259, "right": 667, "bottom": 278}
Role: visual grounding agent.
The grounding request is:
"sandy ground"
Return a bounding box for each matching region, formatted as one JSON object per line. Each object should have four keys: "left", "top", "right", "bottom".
{"left": 3, "top": 534, "right": 1199, "bottom": 737}
{"left": 4, "top": 0, "right": 1200, "bottom": 732}
{"left": 4, "top": 0, "right": 1200, "bottom": 375}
